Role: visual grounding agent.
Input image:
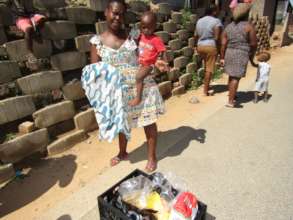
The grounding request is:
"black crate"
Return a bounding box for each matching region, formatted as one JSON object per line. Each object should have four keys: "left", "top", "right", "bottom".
{"left": 97, "top": 169, "right": 207, "bottom": 220}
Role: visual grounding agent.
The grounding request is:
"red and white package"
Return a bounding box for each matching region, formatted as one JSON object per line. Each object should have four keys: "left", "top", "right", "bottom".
{"left": 169, "top": 192, "right": 198, "bottom": 220}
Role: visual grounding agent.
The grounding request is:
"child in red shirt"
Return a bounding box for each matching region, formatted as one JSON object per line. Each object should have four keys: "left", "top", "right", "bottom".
{"left": 129, "top": 11, "right": 169, "bottom": 106}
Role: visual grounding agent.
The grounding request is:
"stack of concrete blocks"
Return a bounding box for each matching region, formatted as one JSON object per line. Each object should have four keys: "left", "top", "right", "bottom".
{"left": 251, "top": 15, "right": 271, "bottom": 53}
{"left": 0, "top": 0, "right": 102, "bottom": 183}
{"left": 153, "top": 7, "right": 199, "bottom": 97}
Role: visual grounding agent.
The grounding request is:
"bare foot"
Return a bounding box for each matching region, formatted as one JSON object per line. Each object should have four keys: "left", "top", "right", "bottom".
{"left": 145, "top": 160, "right": 157, "bottom": 173}
{"left": 110, "top": 153, "right": 129, "bottom": 167}
{"left": 129, "top": 97, "right": 141, "bottom": 106}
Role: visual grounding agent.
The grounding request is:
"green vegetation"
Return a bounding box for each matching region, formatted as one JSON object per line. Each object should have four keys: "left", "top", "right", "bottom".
{"left": 4, "top": 133, "right": 16, "bottom": 142}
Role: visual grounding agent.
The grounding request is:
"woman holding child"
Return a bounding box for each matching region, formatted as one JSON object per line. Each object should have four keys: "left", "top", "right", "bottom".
{"left": 87, "top": 0, "right": 166, "bottom": 172}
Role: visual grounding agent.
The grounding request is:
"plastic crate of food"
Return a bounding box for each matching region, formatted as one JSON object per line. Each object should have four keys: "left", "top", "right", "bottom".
{"left": 97, "top": 169, "right": 207, "bottom": 220}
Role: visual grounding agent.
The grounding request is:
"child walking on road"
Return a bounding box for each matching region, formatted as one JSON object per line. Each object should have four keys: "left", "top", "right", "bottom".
{"left": 254, "top": 52, "right": 271, "bottom": 103}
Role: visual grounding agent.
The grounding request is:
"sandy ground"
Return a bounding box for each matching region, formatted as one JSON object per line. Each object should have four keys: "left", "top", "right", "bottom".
{"left": 0, "top": 46, "right": 291, "bottom": 220}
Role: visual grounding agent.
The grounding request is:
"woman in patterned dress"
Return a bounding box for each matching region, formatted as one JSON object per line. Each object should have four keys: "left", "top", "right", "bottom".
{"left": 220, "top": 3, "right": 257, "bottom": 107}
{"left": 89, "top": 0, "right": 164, "bottom": 172}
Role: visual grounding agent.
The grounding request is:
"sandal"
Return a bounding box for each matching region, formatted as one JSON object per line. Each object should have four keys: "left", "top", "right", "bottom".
{"left": 110, "top": 154, "right": 129, "bottom": 167}
{"left": 145, "top": 161, "right": 157, "bottom": 173}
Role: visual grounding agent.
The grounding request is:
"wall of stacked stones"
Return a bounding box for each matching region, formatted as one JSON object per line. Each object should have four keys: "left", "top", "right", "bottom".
{"left": 0, "top": 0, "right": 271, "bottom": 182}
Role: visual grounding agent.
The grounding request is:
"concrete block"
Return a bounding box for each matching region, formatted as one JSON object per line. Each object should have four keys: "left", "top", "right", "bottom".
{"left": 125, "top": 10, "right": 138, "bottom": 25}
{"left": 185, "top": 22, "right": 195, "bottom": 33}
{"left": 158, "top": 81, "right": 172, "bottom": 97}
{"left": 47, "top": 130, "right": 88, "bottom": 155}
{"left": 0, "top": 61, "right": 21, "bottom": 84}
{"left": 174, "top": 49, "right": 182, "bottom": 57}
{"left": 32, "top": 39, "right": 53, "bottom": 58}
{"left": 62, "top": 80, "right": 85, "bottom": 101}
{"left": 172, "top": 85, "right": 185, "bottom": 96}
{"left": 0, "top": 5, "right": 14, "bottom": 26}
{"left": 190, "top": 14, "right": 198, "bottom": 24}
{"left": 51, "top": 51, "right": 87, "bottom": 71}
{"left": 174, "top": 56, "right": 189, "bottom": 69}
{"left": 75, "top": 34, "right": 94, "bottom": 52}
{"left": 5, "top": 39, "right": 30, "bottom": 62}
{"left": 128, "top": 1, "right": 149, "bottom": 13}
{"left": 188, "top": 37, "right": 196, "bottom": 48}
{"left": 167, "top": 68, "right": 180, "bottom": 81}
{"left": 40, "top": 7, "right": 67, "bottom": 20}
{"left": 18, "top": 121, "right": 35, "bottom": 134}
{"left": 74, "top": 108, "right": 98, "bottom": 132}
{"left": 65, "top": 7, "right": 96, "bottom": 24}
{"left": 156, "top": 13, "right": 167, "bottom": 23}
{"left": 0, "top": 25, "right": 7, "bottom": 45}
{"left": 163, "top": 21, "right": 177, "bottom": 33}
{"left": 87, "top": 0, "right": 107, "bottom": 11}
{"left": 0, "top": 96, "right": 35, "bottom": 125}
{"left": 186, "top": 62, "right": 197, "bottom": 73}
{"left": 0, "top": 45, "right": 7, "bottom": 57}
{"left": 155, "top": 31, "right": 170, "bottom": 44}
{"left": 95, "top": 21, "right": 107, "bottom": 34}
{"left": 171, "top": 12, "right": 183, "bottom": 24}
{"left": 177, "top": 29, "right": 190, "bottom": 41}
{"left": 33, "top": 0, "right": 66, "bottom": 9}
{"left": 17, "top": 70, "right": 63, "bottom": 95}
{"left": 179, "top": 73, "right": 192, "bottom": 88}
{"left": 33, "top": 101, "right": 76, "bottom": 128}
{"left": 165, "top": 50, "right": 174, "bottom": 62}
{"left": 181, "top": 46, "right": 193, "bottom": 57}
{"left": 168, "top": 39, "right": 182, "bottom": 51}
{"left": 0, "top": 164, "right": 15, "bottom": 184}
{"left": 170, "top": 33, "right": 179, "bottom": 40}
{"left": 41, "top": 21, "right": 77, "bottom": 40}
{"left": 0, "top": 129, "right": 49, "bottom": 163}
{"left": 158, "top": 3, "right": 171, "bottom": 15}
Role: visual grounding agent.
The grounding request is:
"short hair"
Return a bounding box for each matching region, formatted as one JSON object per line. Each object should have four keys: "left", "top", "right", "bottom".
{"left": 257, "top": 52, "right": 271, "bottom": 62}
{"left": 141, "top": 11, "right": 157, "bottom": 23}
{"left": 205, "top": 4, "right": 218, "bottom": 15}
{"left": 107, "top": 0, "right": 127, "bottom": 9}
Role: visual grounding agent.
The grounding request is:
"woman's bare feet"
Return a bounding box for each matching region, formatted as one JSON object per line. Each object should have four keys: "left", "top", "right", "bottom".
{"left": 110, "top": 152, "right": 129, "bottom": 167}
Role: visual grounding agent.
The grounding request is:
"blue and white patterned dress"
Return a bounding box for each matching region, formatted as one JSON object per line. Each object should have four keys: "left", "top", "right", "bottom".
{"left": 82, "top": 32, "right": 165, "bottom": 141}
{"left": 82, "top": 62, "right": 130, "bottom": 142}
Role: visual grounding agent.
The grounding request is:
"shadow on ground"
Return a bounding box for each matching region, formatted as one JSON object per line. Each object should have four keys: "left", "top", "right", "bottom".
{"left": 0, "top": 155, "right": 77, "bottom": 218}
{"left": 212, "top": 84, "right": 228, "bottom": 94}
{"left": 206, "top": 212, "right": 216, "bottom": 220}
{"left": 129, "top": 126, "right": 207, "bottom": 164}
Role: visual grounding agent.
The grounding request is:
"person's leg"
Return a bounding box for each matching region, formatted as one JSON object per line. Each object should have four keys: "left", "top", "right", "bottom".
{"left": 263, "top": 91, "right": 269, "bottom": 102}
{"left": 110, "top": 133, "right": 128, "bottom": 166}
{"left": 144, "top": 123, "right": 158, "bottom": 172}
{"left": 254, "top": 91, "right": 258, "bottom": 103}
{"left": 129, "top": 66, "right": 152, "bottom": 106}
{"left": 228, "top": 76, "right": 240, "bottom": 106}
{"left": 204, "top": 47, "right": 217, "bottom": 96}
{"left": 203, "top": 71, "right": 212, "bottom": 96}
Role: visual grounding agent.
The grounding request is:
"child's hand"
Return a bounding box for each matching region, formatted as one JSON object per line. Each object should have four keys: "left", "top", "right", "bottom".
{"left": 155, "top": 60, "right": 169, "bottom": 72}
